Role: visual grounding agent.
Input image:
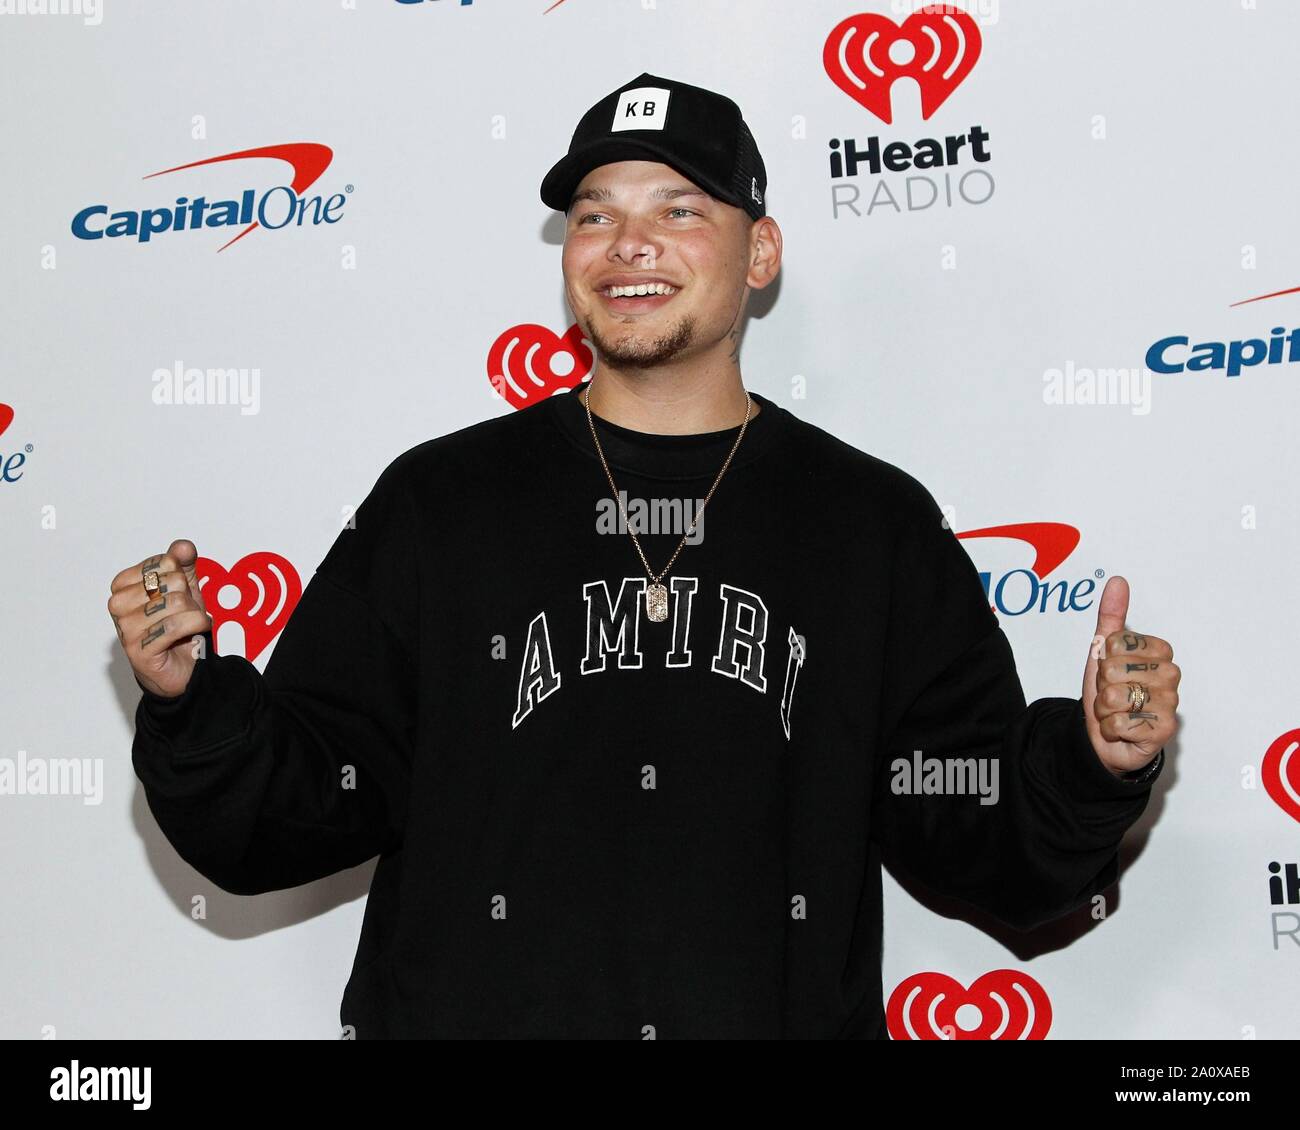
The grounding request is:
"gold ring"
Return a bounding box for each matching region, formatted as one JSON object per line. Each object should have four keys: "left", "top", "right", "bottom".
{"left": 1126, "top": 682, "right": 1148, "bottom": 712}
{"left": 142, "top": 569, "right": 161, "bottom": 598}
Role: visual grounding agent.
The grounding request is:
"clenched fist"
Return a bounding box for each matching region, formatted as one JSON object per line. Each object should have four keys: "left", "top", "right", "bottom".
{"left": 108, "top": 539, "right": 214, "bottom": 699}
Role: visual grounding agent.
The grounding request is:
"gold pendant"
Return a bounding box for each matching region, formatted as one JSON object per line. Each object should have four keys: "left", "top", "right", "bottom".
{"left": 646, "top": 583, "right": 669, "bottom": 622}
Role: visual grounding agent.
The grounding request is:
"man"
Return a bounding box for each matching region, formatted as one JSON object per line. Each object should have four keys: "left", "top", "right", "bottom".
{"left": 113, "top": 73, "right": 1179, "bottom": 1039}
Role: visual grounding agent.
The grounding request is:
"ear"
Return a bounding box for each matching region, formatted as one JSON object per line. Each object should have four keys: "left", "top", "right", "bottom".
{"left": 746, "top": 216, "right": 782, "bottom": 289}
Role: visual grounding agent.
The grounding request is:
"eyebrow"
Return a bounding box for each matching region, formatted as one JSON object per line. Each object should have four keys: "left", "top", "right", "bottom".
{"left": 568, "top": 185, "right": 712, "bottom": 209}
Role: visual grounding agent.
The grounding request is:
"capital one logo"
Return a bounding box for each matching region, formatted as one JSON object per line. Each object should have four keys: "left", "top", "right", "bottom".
{"left": 487, "top": 322, "right": 594, "bottom": 409}
{"left": 956, "top": 521, "right": 1100, "bottom": 617}
{"left": 196, "top": 552, "right": 302, "bottom": 661}
{"left": 0, "top": 403, "right": 33, "bottom": 484}
{"left": 887, "top": 969, "right": 1052, "bottom": 1039}
{"left": 823, "top": 6, "right": 982, "bottom": 123}
{"left": 1263, "top": 729, "right": 1300, "bottom": 825}
{"left": 71, "top": 143, "right": 345, "bottom": 252}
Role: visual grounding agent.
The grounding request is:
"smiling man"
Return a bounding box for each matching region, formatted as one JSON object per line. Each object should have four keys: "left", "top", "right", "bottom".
{"left": 546, "top": 75, "right": 777, "bottom": 444}
{"left": 559, "top": 160, "right": 773, "bottom": 428}
{"left": 123, "top": 72, "right": 1179, "bottom": 1040}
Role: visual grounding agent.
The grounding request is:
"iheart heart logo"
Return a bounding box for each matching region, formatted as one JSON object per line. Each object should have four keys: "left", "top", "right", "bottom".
{"left": 488, "top": 322, "right": 594, "bottom": 410}
{"left": 1262, "top": 729, "right": 1300, "bottom": 825}
{"left": 887, "top": 969, "right": 1052, "bottom": 1039}
{"left": 824, "top": 7, "right": 982, "bottom": 124}
{"left": 195, "top": 552, "right": 302, "bottom": 663}
{"left": 0, "top": 403, "right": 13, "bottom": 437}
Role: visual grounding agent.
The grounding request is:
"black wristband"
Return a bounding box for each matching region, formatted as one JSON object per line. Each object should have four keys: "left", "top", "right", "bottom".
{"left": 1119, "top": 747, "right": 1164, "bottom": 784}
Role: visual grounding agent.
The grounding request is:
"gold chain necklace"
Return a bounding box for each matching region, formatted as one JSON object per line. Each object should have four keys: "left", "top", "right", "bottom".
{"left": 583, "top": 379, "right": 753, "bottom": 622}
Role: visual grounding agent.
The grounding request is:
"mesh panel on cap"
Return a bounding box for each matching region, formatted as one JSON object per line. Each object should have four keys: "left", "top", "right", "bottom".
{"left": 731, "top": 118, "right": 767, "bottom": 220}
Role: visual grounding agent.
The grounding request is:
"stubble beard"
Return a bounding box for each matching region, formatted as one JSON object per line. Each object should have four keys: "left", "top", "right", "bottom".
{"left": 584, "top": 312, "right": 698, "bottom": 371}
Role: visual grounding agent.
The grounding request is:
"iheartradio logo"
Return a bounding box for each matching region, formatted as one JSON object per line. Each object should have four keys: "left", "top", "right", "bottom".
{"left": 487, "top": 322, "right": 594, "bottom": 410}
{"left": 196, "top": 552, "right": 301, "bottom": 662}
{"left": 1263, "top": 729, "right": 1300, "bottom": 825}
{"left": 824, "top": 7, "right": 982, "bottom": 123}
{"left": 886, "top": 969, "right": 1052, "bottom": 1039}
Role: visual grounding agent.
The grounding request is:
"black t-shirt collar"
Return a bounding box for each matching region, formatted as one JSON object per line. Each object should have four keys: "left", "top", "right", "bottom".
{"left": 547, "top": 386, "right": 791, "bottom": 481}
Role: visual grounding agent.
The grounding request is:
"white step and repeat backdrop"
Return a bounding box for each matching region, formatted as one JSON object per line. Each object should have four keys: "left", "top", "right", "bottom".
{"left": 1, "top": 0, "right": 1296, "bottom": 1039}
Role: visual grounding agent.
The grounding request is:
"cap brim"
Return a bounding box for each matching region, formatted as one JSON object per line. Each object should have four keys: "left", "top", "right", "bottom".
{"left": 540, "top": 137, "right": 732, "bottom": 215}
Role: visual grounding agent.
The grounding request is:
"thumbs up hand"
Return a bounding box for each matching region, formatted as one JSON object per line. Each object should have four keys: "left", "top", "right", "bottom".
{"left": 1081, "top": 575, "right": 1180, "bottom": 777}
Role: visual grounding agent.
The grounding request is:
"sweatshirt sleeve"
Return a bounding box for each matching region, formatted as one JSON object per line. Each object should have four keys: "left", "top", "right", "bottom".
{"left": 129, "top": 459, "right": 419, "bottom": 896}
{"left": 870, "top": 478, "right": 1161, "bottom": 932}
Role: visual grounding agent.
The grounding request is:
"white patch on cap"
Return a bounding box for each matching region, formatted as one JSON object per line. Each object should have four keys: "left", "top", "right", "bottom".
{"left": 611, "top": 87, "right": 671, "bottom": 132}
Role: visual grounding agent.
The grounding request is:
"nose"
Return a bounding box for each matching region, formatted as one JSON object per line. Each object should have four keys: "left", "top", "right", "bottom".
{"left": 608, "top": 212, "right": 664, "bottom": 269}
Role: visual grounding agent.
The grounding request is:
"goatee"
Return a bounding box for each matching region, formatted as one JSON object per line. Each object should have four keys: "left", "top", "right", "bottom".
{"left": 584, "top": 314, "right": 697, "bottom": 370}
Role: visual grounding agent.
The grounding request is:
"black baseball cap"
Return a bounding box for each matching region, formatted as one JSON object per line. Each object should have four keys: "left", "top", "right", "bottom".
{"left": 540, "top": 72, "right": 768, "bottom": 222}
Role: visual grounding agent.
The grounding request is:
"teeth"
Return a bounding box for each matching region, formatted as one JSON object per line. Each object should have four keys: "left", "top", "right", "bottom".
{"left": 605, "top": 283, "right": 677, "bottom": 298}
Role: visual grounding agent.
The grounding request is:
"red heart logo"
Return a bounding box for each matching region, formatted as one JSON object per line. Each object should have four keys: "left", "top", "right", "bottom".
{"left": 487, "top": 322, "right": 593, "bottom": 410}
{"left": 196, "top": 552, "right": 302, "bottom": 662}
{"left": 0, "top": 404, "right": 13, "bottom": 437}
{"left": 824, "top": 8, "right": 982, "bottom": 124}
{"left": 887, "top": 969, "right": 1052, "bottom": 1040}
{"left": 1262, "top": 729, "right": 1300, "bottom": 825}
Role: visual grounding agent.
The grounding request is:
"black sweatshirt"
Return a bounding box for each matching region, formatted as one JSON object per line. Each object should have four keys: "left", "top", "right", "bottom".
{"left": 130, "top": 388, "right": 1160, "bottom": 1039}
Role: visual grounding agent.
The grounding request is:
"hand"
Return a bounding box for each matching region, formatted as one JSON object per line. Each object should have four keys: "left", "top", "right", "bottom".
{"left": 107, "top": 539, "right": 213, "bottom": 699}
{"left": 1081, "top": 575, "right": 1181, "bottom": 777}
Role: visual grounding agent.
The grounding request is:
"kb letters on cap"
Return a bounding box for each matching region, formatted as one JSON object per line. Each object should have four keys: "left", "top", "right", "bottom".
{"left": 612, "top": 87, "right": 671, "bottom": 132}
